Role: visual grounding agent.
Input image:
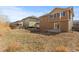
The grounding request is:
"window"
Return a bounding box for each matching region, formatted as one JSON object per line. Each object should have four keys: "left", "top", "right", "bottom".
{"left": 54, "top": 14, "right": 56, "bottom": 18}
{"left": 54, "top": 23, "right": 59, "bottom": 29}
{"left": 49, "top": 13, "right": 60, "bottom": 19}
{"left": 53, "top": 13, "right": 60, "bottom": 19}
{"left": 49, "top": 15, "right": 54, "bottom": 19}
{"left": 57, "top": 13, "right": 60, "bottom": 17}
{"left": 61, "top": 11, "right": 66, "bottom": 16}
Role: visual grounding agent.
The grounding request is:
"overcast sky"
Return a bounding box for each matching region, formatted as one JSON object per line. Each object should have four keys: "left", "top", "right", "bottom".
{"left": 0, "top": 6, "right": 78, "bottom": 22}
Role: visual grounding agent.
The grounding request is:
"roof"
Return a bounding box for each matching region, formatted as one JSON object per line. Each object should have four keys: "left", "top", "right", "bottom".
{"left": 39, "top": 14, "right": 49, "bottom": 18}
{"left": 49, "top": 8, "right": 65, "bottom": 14}
{"left": 22, "top": 16, "right": 39, "bottom": 20}
{"left": 39, "top": 7, "right": 74, "bottom": 18}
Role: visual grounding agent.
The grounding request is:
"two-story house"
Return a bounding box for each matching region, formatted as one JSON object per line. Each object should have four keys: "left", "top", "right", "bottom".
{"left": 23, "top": 16, "right": 39, "bottom": 29}
{"left": 40, "top": 7, "right": 74, "bottom": 32}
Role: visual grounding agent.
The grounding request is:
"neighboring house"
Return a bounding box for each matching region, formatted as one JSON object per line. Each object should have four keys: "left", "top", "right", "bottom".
{"left": 10, "top": 20, "right": 23, "bottom": 29}
{"left": 73, "top": 20, "right": 79, "bottom": 31}
{"left": 22, "top": 16, "right": 40, "bottom": 29}
{"left": 39, "top": 7, "right": 74, "bottom": 32}
{"left": 10, "top": 16, "right": 39, "bottom": 29}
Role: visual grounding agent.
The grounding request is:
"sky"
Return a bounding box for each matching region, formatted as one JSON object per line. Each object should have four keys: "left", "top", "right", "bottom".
{"left": 0, "top": 6, "right": 79, "bottom": 22}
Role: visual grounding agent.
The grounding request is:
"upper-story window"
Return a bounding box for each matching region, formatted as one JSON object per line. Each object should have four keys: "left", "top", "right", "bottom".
{"left": 53, "top": 13, "right": 60, "bottom": 19}
{"left": 56, "top": 13, "right": 60, "bottom": 17}
{"left": 49, "top": 15, "right": 54, "bottom": 19}
{"left": 61, "top": 11, "right": 66, "bottom": 16}
{"left": 49, "top": 13, "right": 60, "bottom": 20}
{"left": 54, "top": 14, "right": 56, "bottom": 18}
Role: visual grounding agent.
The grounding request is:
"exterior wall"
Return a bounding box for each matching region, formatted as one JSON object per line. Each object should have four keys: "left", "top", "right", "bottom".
{"left": 23, "top": 18, "right": 31, "bottom": 28}
{"left": 40, "top": 16, "right": 49, "bottom": 32}
{"left": 29, "top": 21, "right": 37, "bottom": 27}
{"left": 59, "top": 21, "right": 68, "bottom": 32}
{"left": 40, "top": 18, "right": 69, "bottom": 32}
{"left": 23, "top": 18, "right": 39, "bottom": 29}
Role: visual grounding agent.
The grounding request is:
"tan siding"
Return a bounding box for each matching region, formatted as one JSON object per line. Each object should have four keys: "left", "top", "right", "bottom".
{"left": 59, "top": 21, "right": 68, "bottom": 32}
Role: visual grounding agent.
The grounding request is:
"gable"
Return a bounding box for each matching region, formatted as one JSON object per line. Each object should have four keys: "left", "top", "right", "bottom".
{"left": 49, "top": 8, "right": 64, "bottom": 15}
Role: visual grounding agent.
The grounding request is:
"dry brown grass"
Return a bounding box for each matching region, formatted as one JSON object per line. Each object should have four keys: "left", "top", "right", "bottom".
{"left": 0, "top": 20, "right": 78, "bottom": 52}
{"left": 0, "top": 24, "right": 79, "bottom": 52}
{"left": 0, "top": 22, "right": 11, "bottom": 31}
{"left": 5, "top": 41, "right": 23, "bottom": 52}
{"left": 52, "top": 46, "right": 70, "bottom": 52}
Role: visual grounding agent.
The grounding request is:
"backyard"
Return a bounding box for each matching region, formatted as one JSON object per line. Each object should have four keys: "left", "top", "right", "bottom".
{"left": 0, "top": 27, "right": 79, "bottom": 52}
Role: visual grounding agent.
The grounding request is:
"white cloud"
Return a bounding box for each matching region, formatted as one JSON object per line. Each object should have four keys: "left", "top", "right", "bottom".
{"left": 0, "top": 6, "right": 44, "bottom": 22}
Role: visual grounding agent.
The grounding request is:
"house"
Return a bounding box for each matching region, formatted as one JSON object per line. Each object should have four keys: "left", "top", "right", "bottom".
{"left": 73, "top": 20, "right": 79, "bottom": 31}
{"left": 10, "top": 20, "right": 23, "bottom": 29}
{"left": 23, "top": 16, "right": 40, "bottom": 29}
{"left": 39, "top": 7, "right": 74, "bottom": 32}
{"left": 10, "top": 16, "right": 40, "bottom": 29}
